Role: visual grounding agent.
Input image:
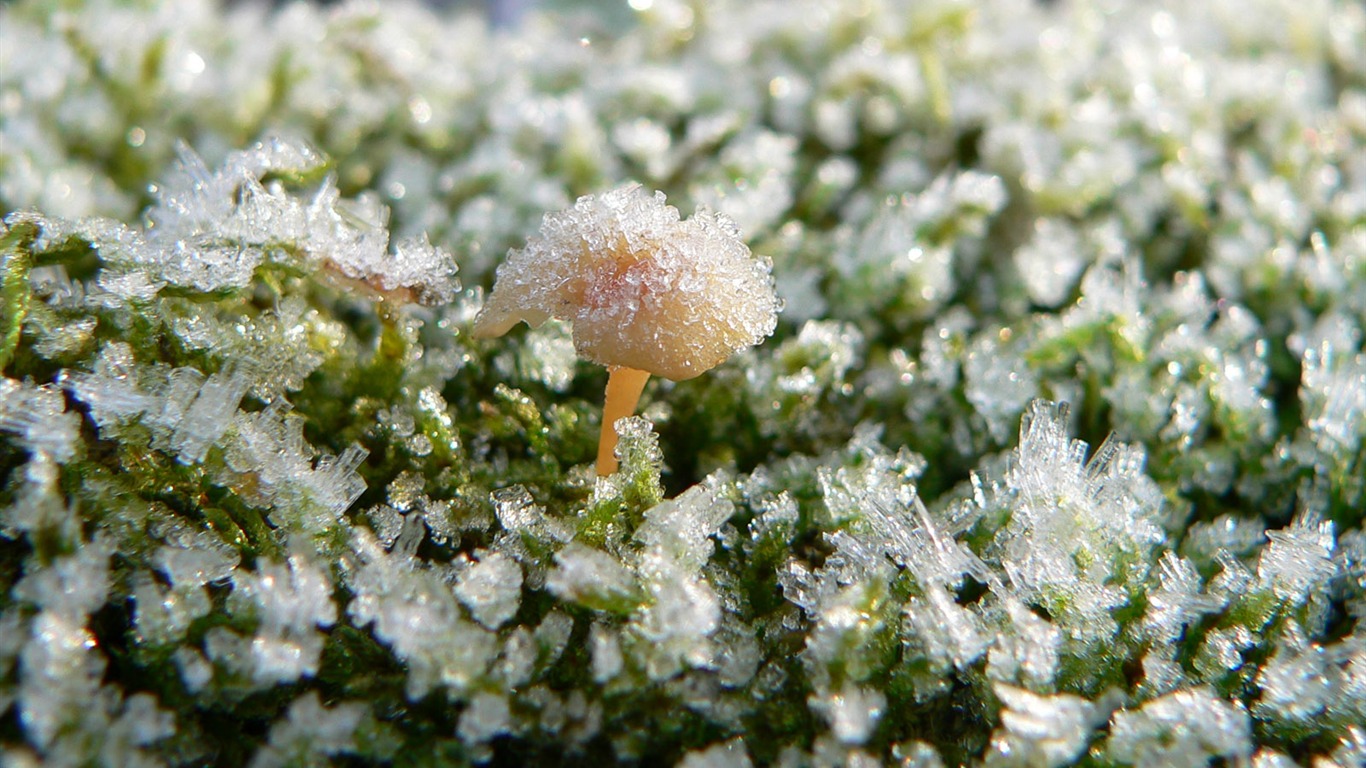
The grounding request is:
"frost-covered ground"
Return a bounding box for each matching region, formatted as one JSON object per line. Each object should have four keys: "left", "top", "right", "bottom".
{"left": 2, "top": 0, "right": 1365, "bottom": 765}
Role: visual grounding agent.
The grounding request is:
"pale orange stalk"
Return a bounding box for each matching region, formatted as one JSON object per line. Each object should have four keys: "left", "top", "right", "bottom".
{"left": 596, "top": 366, "right": 652, "bottom": 475}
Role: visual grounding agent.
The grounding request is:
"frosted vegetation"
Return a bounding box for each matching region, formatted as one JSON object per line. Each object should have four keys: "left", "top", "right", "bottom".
{"left": 1, "top": 0, "right": 1365, "bottom": 765}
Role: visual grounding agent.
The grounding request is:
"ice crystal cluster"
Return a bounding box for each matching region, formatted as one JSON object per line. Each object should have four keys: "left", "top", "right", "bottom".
{"left": 2, "top": 0, "right": 1366, "bottom": 765}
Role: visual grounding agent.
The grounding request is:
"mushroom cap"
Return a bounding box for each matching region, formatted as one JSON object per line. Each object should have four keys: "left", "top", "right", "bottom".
{"left": 473, "top": 184, "right": 781, "bottom": 381}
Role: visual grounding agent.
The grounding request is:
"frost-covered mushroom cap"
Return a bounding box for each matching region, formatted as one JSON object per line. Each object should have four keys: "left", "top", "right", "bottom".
{"left": 473, "top": 184, "right": 781, "bottom": 381}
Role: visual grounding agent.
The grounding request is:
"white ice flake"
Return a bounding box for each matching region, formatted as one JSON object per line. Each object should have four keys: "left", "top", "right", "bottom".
{"left": 455, "top": 550, "right": 524, "bottom": 629}
{"left": 1106, "top": 687, "right": 1252, "bottom": 768}
{"left": 222, "top": 401, "right": 369, "bottom": 529}
{"left": 230, "top": 553, "right": 337, "bottom": 684}
{"left": 997, "top": 400, "right": 1165, "bottom": 644}
{"left": 1256, "top": 512, "right": 1337, "bottom": 609}
{"left": 677, "top": 737, "right": 754, "bottom": 768}
{"left": 985, "top": 685, "right": 1113, "bottom": 768}
{"left": 344, "top": 529, "right": 497, "bottom": 698}
{"left": 458, "top": 691, "right": 513, "bottom": 745}
{"left": 0, "top": 378, "right": 80, "bottom": 462}
{"left": 65, "top": 346, "right": 253, "bottom": 466}
{"left": 46, "top": 138, "right": 457, "bottom": 305}
{"left": 635, "top": 480, "right": 735, "bottom": 572}
{"left": 809, "top": 682, "right": 887, "bottom": 746}
{"left": 547, "top": 542, "right": 642, "bottom": 613}
{"left": 249, "top": 691, "right": 365, "bottom": 768}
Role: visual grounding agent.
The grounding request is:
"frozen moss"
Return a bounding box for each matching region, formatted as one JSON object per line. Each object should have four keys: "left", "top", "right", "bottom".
{"left": 3, "top": 0, "right": 1366, "bottom": 764}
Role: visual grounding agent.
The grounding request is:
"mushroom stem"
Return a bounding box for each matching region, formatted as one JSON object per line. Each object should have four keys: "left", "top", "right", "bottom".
{"left": 596, "top": 365, "right": 652, "bottom": 476}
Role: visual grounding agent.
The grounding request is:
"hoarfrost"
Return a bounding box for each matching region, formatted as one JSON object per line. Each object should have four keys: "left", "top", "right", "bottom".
{"left": 677, "top": 738, "right": 754, "bottom": 768}
{"left": 66, "top": 346, "right": 251, "bottom": 465}
{"left": 635, "top": 480, "right": 735, "bottom": 572}
{"left": 590, "top": 623, "right": 625, "bottom": 683}
{"left": 223, "top": 401, "right": 368, "bottom": 530}
{"left": 1256, "top": 512, "right": 1338, "bottom": 610}
{"left": 985, "top": 685, "right": 1111, "bottom": 768}
{"left": 547, "top": 542, "right": 642, "bottom": 613}
{"left": 229, "top": 554, "right": 337, "bottom": 684}
{"left": 344, "top": 529, "right": 497, "bottom": 698}
{"left": 809, "top": 682, "right": 887, "bottom": 746}
{"left": 132, "top": 572, "right": 211, "bottom": 647}
{"left": 964, "top": 333, "right": 1040, "bottom": 444}
{"left": 458, "top": 691, "right": 513, "bottom": 745}
{"left": 1106, "top": 688, "right": 1252, "bottom": 768}
{"left": 455, "top": 550, "right": 523, "bottom": 629}
{"left": 997, "top": 400, "right": 1164, "bottom": 644}
{"left": 249, "top": 692, "right": 365, "bottom": 768}
{"left": 34, "top": 138, "right": 457, "bottom": 305}
{"left": 0, "top": 378, "right": 79, "bottom": 462}
{"left": 1014, "top": 218, "right": 1087, "bottom": 308}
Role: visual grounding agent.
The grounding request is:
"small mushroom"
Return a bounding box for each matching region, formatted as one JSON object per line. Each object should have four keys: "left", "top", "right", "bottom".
{"left": 473, "top": 184, "right": 781, "bottom": 475}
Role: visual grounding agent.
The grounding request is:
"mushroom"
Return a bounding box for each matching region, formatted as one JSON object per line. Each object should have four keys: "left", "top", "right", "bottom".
{"left": 473, "top": 184, "right": 781, "bottom": 475}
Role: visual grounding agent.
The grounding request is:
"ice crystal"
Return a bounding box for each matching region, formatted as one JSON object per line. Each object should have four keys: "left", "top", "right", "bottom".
{"left": 995, "top": 401, "right": 1165, "bottom": 644}
{"left": 0, "top": 378, "right": 79, "bottom": 462}
{"left": 985, "top": 685, "right": 1111, "bottom": 768}
{"left": 454, "top": 550, "right": 523, "bottom": 629}
{"left": 229, "top": 554, "right": 336, "bottom": 684}
{"left": 343, "top": 529, "right": 497, "bottom": 699}
{"left": 223, "top": 402, "right": 368, "bottom": 531}
{"left": 249, "top": 692, "right": 365, "bottom": 768}
{"left": 1106, "top": 688, "right": 1252, "bottom": 768}
{"left": 66, "top": 345, "right": 252, "bottom": 465}
{"left": 678, "top": 738, "right": 754, "bottom": 768}
{"left": 547, "top": 542, "right": 641, "bottom": 613}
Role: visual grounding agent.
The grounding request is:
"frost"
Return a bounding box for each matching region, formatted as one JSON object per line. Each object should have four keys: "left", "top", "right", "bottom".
{"left": 229, "top": 554, "right": 337, "bottom": 684}
{"left": 590, "top": 623, "right": 625, "bottom": 683}
{"left": 964, "top": 333, "right": 1040, "bottom": 444}
{"left": 458, "top": 691, "right": 513, "bottom": 745}
{"left": 986, "top": 597, "right": 1064, "bottom": 689}
{"left": 168, "top": 296, "right": 333, "bottom": 399}
{"left": 1141, "top": 552, "right": 1224, "bottom": 646}
{"left": 1325, "top": 726, "right": 1366, "bottom": 768}
{"left": 143, "top": 140, "right": 458, "bottom": 303}
{"left": 344, "top": 529, "right": 497, "bottom": 698}
{"left": 677, "top": 738, "right": 754, "bottom": 768}
{"left": 5, "top": 0, "right": 1366, "bottom": 762}
{"left": 455, "top": 550, "right": 523, "bottom": 629}
{"left": 473, "top": 184, "right": 780, "bottom": 381}
{"left": 809, "top": 683, "right": 887, "bottom": 746}
{"left": 547, "top": 542, "right": 642, "bottom": 613}
{"left": 635, "top": 481, "right": 735, "bottom": 572}
{"left": 132, "top": 572, "right": 211, "bottom": 647}
{"left": 171, "top": 365, "right": 252, "bottom": 464}
{"left": 1106, "top": 688, "right": 1252, "bottom": 768}
{"left": 1256, "top": 512, "right": 1338, "bottom": 610}
{"left": 66, "top": 346, "right": 251, "bottom": 465}
{"left": 632, "top": 546, "right": 723, "bottom": 679}
{"left": 223, "top": 401, "right": 369, "bottom": 530}
{"left": 985, "top": 685, "right": 1112, "bottom": 768}
{"left": 691, "top": 129, "right": 798, "bottom": 236}
{"left": 249, "top": 692, "right": 365, "bottom": 768}
{"left": 1014, "top": 218, "right": 1087, "bottom": 308}
{"left": 516, "top": 320, "right": 579, "bottom": 392}
{"left": 0, "top": 378, "right": 79, "bottom": 462}
{"left": 995, "top": 400, "right": 1165, "bottom": 644}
